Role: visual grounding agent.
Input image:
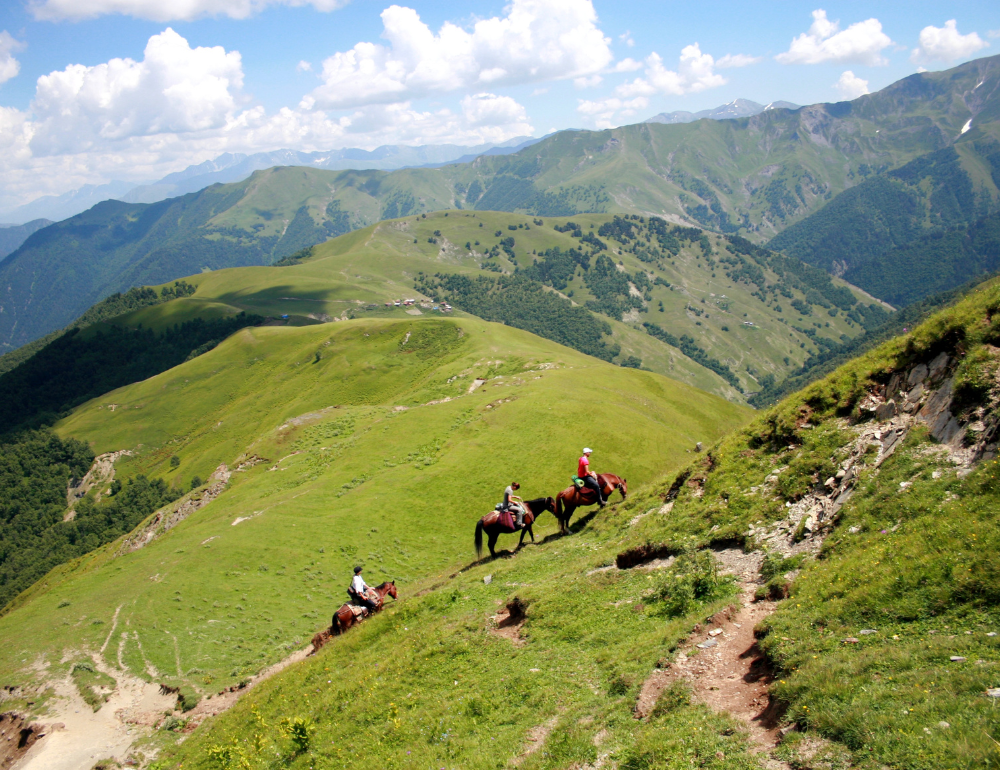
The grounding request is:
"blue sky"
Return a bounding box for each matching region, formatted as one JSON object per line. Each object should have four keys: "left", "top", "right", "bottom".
{"left": 0, "top": 0, "right": 997, "bottom": 210}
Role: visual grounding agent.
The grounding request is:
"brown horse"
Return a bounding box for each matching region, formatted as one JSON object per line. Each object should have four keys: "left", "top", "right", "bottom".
{"left": 320, "top": 580, "right": 398, "bottom": 643}
{"left": 475, "top": 497, "right": 556, "bottom": 559}
{"left": 554, "top": 473, "right": 627, "bottom": 534}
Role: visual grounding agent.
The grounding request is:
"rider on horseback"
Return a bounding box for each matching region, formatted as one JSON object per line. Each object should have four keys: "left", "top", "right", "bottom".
{"left": 350, "top": 566, "right": 379, "bottom": 613}
{"left": 503, "top": 482, "right": 525, "bottom": 528}
{"left": 578, "top": 448, "right": 606, "bottom": 507}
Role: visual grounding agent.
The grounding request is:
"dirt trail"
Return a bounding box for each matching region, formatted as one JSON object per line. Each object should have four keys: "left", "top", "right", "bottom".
{"left": 14, "top": 667, "right": 174, "bottom": 770}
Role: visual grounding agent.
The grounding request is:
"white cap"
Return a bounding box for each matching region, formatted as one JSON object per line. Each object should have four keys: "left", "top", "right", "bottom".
{"left": 583, "top": 447, "right": 592, "bottom": 454}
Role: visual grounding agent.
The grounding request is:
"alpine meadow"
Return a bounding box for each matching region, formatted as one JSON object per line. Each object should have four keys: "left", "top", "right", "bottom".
{"left": 2, "top": 10, "right": 1000, "bottom": 770}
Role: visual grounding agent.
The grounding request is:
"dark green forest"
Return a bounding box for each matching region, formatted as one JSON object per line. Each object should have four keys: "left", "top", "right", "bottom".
{"left": 769, "top": 141, "right": 1000, "bottom": 305}
{"left": 0, "top": 429, "right": 178, "bottom": 611}
{"left": 0, "top": 311, "right": 264, "bottom": 435}
{"left": 413, "top": 272, "right": 620, "bottom": 362}
{"left": 0, "top": 281, "right": 195, "bottom": 377}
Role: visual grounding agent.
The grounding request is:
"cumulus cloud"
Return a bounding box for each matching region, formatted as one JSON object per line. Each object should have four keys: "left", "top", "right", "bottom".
{"left": 574, "top": 75, "right": 602, "bottom": 88}
{"left": 29, "top": 28, "right": 244, "bottom": 155}
{"left": 911, "top": 20, "right": 988, "bottom": 64}
{"left": 833, "top": 70, "right": 869, "bottom": 100}
{"left": 616, "top": 44, "right": 726, "bottom": 98}
{"left": 619, "top": 31, "right": 634, "bottom": 48}
{"left": 776, "top": 9, "right": 893, "bottom": 66}
{"left": 296, "top": 60, "right": 312, "bottom": 72}
{"left": 30, "top": 0, "right": 347, "bottom": 22}
{"left": 613, "top": 58, "right": 642, "bottom": 73}
{"left": 0, "top": 31, "right": 25, "bottom": 86}
{"left": 577, "top": 95, "right": 647, "bottom": 129}
{"left": 0, "top": 28, "right": 536, "bottom": 211}
{"left": 716, "top": 53, "right": 761, "bottom": 69}
{"left": 303, "top": 0, "right": 612, "bottom": 110}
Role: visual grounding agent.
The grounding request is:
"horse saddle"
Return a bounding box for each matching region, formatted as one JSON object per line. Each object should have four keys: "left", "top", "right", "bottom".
{"left": 483, "top": 510, "right": 500, "bottom": 526}
{"left": 348, "top": 604, "right": 366, "bottom": 619}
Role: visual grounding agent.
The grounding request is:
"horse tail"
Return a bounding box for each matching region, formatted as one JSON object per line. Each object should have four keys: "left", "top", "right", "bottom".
{"left": 331, "top": 613, "right": 342, "bottom": 636}
{"left": 475, "top": 519, "right": 485, "bottom": 559}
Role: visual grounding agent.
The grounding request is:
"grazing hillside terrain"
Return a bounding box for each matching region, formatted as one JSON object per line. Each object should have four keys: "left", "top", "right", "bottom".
{"left": 153, "top": 273, "right": 1000, "bottom": 770}
{"left": 4, "top": 54, "right": 1000, "bottom": 352}
{"left": 0, "top": 219, "right": 52, "bottom": 261}
{"left": 5, "top": 259, "right": 1000, "bottom": 770}
{"left": 0, "top": 314, "right": 747, "bottom": 758}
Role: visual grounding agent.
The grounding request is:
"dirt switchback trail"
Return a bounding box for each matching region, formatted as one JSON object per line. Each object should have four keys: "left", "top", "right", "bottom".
{"left": 674, "top": 587, "right": 783, "bottom": 749}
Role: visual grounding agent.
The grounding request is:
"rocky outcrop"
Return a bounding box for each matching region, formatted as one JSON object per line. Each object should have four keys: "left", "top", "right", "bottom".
{"left": 116, "top": 464, "right": 231, "bottom": 555}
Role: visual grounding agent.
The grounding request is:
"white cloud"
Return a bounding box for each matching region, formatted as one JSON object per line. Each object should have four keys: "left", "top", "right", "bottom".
{"left": 617, "top": 44, "right": 726, "bottom": 98}
{"left": 0, "top": 31, "right": 25, "bottom": 86}
{"left": 29, "top": 28, "right": 244, "bottom": 155}
{"left": 574, "top": 74, "right": 602, "bottom": 88}
{"left": 0, "top": 29, "right": 536, "bottom": 211}
{"left": 530, "top": 87, "right": 548, "bottom": 96}
{"left": 619, "top": 31, "right": 634, "bottom": 48}
{"left": 29, "top": 0, "right": 347, "bottom": 22}
{"left": 833, "top": 70, "right": 869, "bottom": 100}
{"left": 304, "top": 0, "right": 612, "bottom": 110}
{"left": 716, "top": 53, "right": 761, "bottom": 69}
{"left": 776, "top": 9, "right": 893, "bottom": 66}
{"left": 296, "top": 60, "right": 312, "bottom": 72}
{"left": 613, "top": 57, "right": 642, "bottom": 73}
{"left": 989, "top": 29, "right": 1000, "bottom": 40}
{"left": 911, "top": 20, "right": 988, "bottom": 64}
{"left": 577, "top": 95, "right": 647, "bottom": 129}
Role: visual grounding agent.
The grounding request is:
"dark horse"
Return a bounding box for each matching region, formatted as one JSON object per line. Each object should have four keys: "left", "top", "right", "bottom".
{"left": 312, "top": 581, "right": 398, "bottom": 652}
{"left": 554, "top": 473, "right": 628, "bottom": 534}
{"left": 475, "top": 497, "right": 556, "bottom": 559}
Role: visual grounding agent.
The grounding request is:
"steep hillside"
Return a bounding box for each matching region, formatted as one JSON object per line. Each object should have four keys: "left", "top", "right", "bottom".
{"left": 5, "top": 54, "right": 1000, "bottom": 352}
{"left": 5, "top": 264, "right": 1000, "bottom": 770}
{"left": 770, "top": 137, "right": 1000, "bottom": 305}
{"left": 153, "top": 272, "right": 1000, "bottom": 770}
{"left": 0, "top": 315, "right": 746, "bottom": 715}
{"left": 0, "top": 219, "right": 52, "bottom": 261}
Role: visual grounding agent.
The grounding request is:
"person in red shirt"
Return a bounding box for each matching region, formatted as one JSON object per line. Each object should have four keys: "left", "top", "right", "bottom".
{"left": 578, "top": 447, "right": 605, "bottom": 507}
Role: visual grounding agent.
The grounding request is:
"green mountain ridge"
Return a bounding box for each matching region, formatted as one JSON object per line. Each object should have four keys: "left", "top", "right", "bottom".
{"left": 4, "top": 53, "right": 1000, "bottom": 352}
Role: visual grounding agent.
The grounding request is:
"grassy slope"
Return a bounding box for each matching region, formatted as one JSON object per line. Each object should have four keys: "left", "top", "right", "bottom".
{"left": 105, "top": 210, "right": 869, "bottom": 401}
{"left": 0, "top": 315, "right": 748, "bottom": 700}
{"left": 121, "top": 276, "right": 1000, "bottom": 770}
{"left": 153, "top": 277, "right": 1000, "bottom": 770}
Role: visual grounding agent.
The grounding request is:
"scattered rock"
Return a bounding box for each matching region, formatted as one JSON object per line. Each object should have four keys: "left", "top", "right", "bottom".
{"left": 709, "top": 628, "right": 723, "bottom": 637}
{"left": 843, "top": 637, "right": 859, "bottom": 644}
{"left": 986, "top": 688, "right": 1000, "bottom": 698}
{"left": 696, "top": 638, "right": 718, "bottom": 649}
{"left": 483, "top": 575, "right": 492, "bottom": 585}
{"left": 859, "top": 629, "right": 877, "bottom": 635}
{"left": 938, "top": 721, "right": 951, "bottom": 729}
{"left": 950, "top": 656, "right": 967, "bottom": 662}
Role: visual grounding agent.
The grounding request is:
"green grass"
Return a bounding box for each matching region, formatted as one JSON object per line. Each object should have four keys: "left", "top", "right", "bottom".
{"left": 70, "top": 660, "right": 116, "bottom": 712}
{"left": 158, "top": 274, "right": 1000, "bottom": 770}
{"left": 0, "top": 315, "right": 747, "bottom": 708}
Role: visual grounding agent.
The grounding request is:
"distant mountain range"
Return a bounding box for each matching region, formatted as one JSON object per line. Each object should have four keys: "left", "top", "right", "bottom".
{"left": 0, "top": 220, "right": 53, "bottom": 261}
{"left": 2, "top": 54, "right": 1000, "bottom": 354}
{"left": 0, "top": 137, "right": 541, "bottom": 225}
{"left": 644, "top": 98, "right": 800, "bottom": 125}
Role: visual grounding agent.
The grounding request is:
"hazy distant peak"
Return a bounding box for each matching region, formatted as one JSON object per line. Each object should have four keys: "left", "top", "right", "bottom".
{"left": 644, "top": 98, "right": 800, "bottom": 125}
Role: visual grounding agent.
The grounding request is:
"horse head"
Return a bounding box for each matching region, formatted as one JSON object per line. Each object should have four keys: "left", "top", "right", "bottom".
{"left": 619, "top": 478, "right": 628, "bottom": 498}
{"left": 386, "top": 580, "right": 398, "bottom": 600}
{"left": 545, "top": 496, "right": 557, "bottom": 513}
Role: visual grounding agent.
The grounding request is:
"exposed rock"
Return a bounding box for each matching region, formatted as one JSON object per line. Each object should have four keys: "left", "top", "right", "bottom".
{"left": 908, "top": 364, "right": 929, "bottom": 386}
{"left": 874, "top": 400, "right": 897, "bottom": 421}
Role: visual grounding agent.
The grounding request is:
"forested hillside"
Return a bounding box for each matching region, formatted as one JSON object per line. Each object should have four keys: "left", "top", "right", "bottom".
{"left": 770, "top": 138, "right": 1000, "bottom": 305}
{"left": 4, "top": 54, "right": 1000, "bottom": 353}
